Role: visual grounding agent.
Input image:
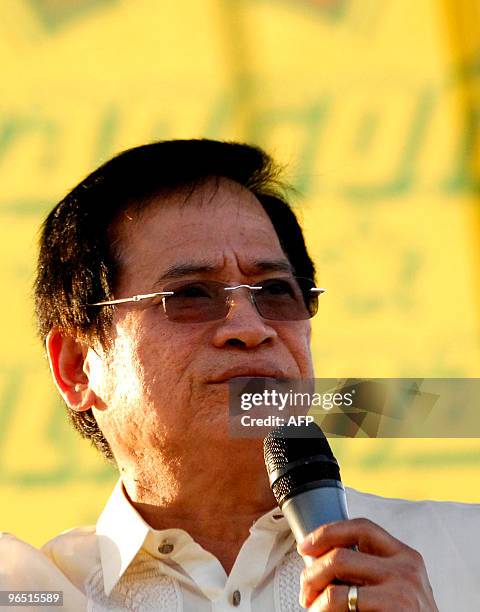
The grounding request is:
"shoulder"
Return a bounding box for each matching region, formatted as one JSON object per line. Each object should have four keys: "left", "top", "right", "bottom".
{"left": 347, "top": 488, "right": 480, "bottom": 596}
{"left": 41, "top": 525, "right": 99, "bottom": 592}
{"left": 0, "top": 531, "right": 86, "bottom": 607}
{"left": 344, "top": 487, "right": 480, "bottom": 607}
{"left": 345, "top": 487, "right": 480, "bottom": 558}
{"left": 41, "top": 524, "right": 97, "bottom": 558}
{"left": 0, "top": 531, "right": 56, "bottom": 584}
{"left": 0, "top": 531, "right": 44, "bottom": 582}
{"left": 345, "top": 486, "right": 480, "bottom": 531}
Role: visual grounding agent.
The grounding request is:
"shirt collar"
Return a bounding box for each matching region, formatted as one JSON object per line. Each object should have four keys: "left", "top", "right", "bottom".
{"left": 96, "top": 479, "right": 290, "bottom": 597}
{"left": 96, "top": 480, "right": 151, "bottom": 596}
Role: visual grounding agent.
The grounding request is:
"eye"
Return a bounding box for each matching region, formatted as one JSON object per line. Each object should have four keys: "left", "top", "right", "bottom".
{"left": 171, "top": 282, "right": 215, "bottom": 299}
{"left": 261, "top": 278, "right": 297, "bottom": 297}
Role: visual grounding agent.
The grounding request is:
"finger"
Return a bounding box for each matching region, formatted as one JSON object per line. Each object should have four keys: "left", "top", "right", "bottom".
{"left": 299, "top": 547, "right": 390, "bottom": 606}
{"left": 307, "top": 584, "right": 379, "bottom": 612}
{"left": 307, "top": 581, "right": 436, "bottom": 612}
{"left": 298, "top": 518, "right": 404, "bottom": 558}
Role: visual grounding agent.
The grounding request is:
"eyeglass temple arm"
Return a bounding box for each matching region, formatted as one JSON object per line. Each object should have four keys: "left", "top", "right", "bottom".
{"left": 223, "top": 285, "right": 326, "bottom": 293}
{"left": 89, "top": 291, "right": 174, "bottom": 306}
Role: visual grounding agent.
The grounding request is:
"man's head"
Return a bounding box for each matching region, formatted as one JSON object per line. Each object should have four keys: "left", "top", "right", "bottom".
{"left": 34, "top": 139, "right": 316, "bottom": 464}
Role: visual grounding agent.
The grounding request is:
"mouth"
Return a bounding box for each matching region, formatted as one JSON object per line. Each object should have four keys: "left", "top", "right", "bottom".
{"left": 208, "top": 367, "right": 289, "bottom": 384}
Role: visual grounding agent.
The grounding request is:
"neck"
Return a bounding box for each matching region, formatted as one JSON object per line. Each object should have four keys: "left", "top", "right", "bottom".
{"left": 120, "top": 440, "right": 276, "bottom": 573}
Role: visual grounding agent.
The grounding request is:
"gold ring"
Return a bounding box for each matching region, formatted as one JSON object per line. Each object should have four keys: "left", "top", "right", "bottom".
{"left": 347, "top": 585, "right": 358, "bottom": 611}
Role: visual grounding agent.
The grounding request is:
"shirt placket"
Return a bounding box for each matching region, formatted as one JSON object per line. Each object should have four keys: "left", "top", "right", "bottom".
{"left": 210, "top": 516, "right": 289, "bottom": 612}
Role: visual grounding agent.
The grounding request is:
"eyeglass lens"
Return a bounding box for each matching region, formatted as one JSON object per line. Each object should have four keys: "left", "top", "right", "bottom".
{"left": 158, "top": 277, "right": 318, "bottom": 323}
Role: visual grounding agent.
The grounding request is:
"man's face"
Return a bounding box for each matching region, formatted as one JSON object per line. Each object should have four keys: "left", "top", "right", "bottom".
{"left": 88, "top": 179, "right": 314, "bottom": 464}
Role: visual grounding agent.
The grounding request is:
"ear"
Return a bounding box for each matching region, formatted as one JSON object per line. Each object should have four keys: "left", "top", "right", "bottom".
{"left": 46, "top": 328, "right": 99, "bottom": 412}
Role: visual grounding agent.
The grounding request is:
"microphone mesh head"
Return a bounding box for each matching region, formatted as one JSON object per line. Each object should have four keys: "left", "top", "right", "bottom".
{"left": 263, "top": 422, "right": 341, "bottom": 507}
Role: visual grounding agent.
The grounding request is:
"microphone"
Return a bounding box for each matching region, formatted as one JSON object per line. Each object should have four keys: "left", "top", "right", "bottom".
{"left": 263, "top": 422, "right": 349, "bottom": 565}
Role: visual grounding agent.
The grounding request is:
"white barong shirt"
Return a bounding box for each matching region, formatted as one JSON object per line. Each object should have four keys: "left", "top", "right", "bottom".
{"left": 1, "top": 482, "right": 479, "bottom": 611}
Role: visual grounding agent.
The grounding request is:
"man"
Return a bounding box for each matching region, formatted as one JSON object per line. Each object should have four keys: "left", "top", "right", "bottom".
{"left": 1, "top": 139, "right": 478, "bottom": 610}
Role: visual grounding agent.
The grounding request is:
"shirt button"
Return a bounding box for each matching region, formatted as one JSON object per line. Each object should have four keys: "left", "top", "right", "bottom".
{"left": 158, "top": 542, "right": 174, "bottom": 554}
{"left": 232, "top": 590, "right": 241, "bottom": 606}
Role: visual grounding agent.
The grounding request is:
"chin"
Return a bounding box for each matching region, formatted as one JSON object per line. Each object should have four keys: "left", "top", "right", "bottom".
{"left": 216, "top": 435, "right": 264, "bottom": 455}
{"left": 196, "top": 419, "right": 263, "bottom": 448}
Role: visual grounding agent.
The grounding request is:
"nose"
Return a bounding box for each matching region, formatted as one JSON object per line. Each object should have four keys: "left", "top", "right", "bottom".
{"left": 211, "top": 289, "right": 278, "bottom": 349}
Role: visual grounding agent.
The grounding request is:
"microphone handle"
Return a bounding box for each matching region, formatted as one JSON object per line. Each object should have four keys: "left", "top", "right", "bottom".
{"left": 281, "top": 483, "right": 349, "bottom": 567}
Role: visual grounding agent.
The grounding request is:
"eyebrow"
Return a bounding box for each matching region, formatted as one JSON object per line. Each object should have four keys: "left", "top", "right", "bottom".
{"left": 154, "top": 259, "right": 295, "bottom": 286}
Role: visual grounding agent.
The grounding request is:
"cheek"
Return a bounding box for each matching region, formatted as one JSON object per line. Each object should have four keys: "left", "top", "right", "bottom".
{"left": 129, "top": 319, "right": 203, "bottom": 398}
{"left": 285, "top": 323, "right": 313, "bottom": 376}
{"left": 106, "top": 331, "right": 145, "bottom": 405}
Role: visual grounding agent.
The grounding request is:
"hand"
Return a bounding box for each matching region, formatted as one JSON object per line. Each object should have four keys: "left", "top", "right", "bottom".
{"left": 297, "top": 518, "right": 438, "bottom": 611}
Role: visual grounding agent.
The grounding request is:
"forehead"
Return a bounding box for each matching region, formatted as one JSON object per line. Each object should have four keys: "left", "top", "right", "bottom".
{"left": 112, "top": 179, "right": 291, "bottom": 289}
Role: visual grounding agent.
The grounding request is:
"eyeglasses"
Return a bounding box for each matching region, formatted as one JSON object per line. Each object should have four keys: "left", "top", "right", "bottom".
{"left": 88, "top": 277, "right": 325, "bottom": 323}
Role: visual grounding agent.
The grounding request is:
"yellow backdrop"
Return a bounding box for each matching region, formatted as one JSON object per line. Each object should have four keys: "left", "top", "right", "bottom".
{"left": 1, "top": 0, "right": 480, "bottom": 548}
